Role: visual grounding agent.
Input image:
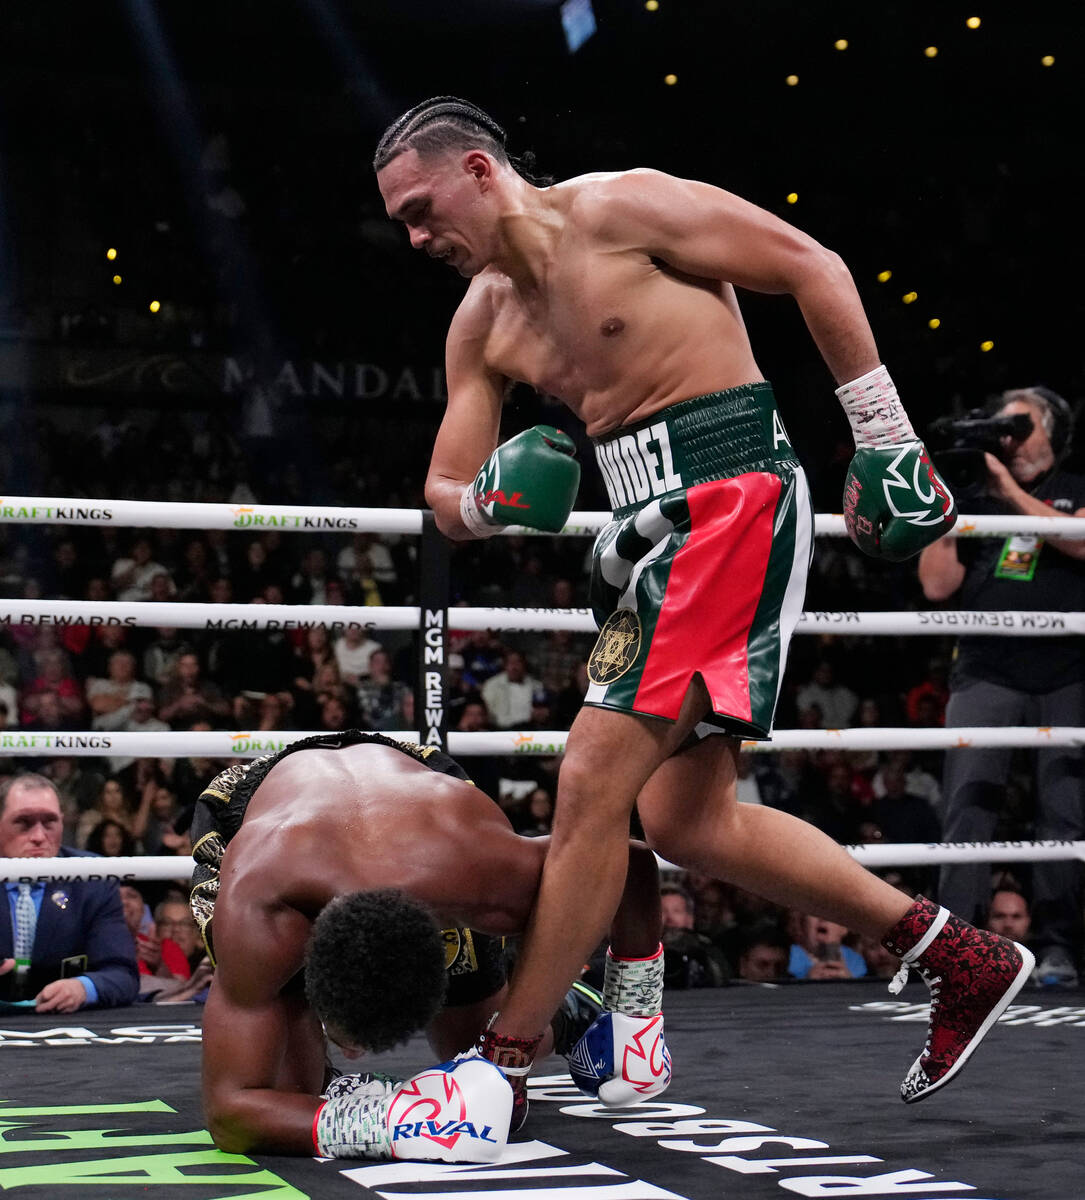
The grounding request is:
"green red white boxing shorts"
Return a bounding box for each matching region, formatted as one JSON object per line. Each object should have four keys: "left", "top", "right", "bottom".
{"left": 586, "top": 383, "right": 813, "bottom": 740}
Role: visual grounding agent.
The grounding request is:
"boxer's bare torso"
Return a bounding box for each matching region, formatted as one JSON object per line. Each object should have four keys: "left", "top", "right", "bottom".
{"left": 379, "top": 161, "right": 778, "bottom": 439}
{"left": 214, "top": 742, "right": 544, "bottom": 945}
{"left": 202, "top": 742, "right": 546, "bottom": 1154}
{"left": 458, "top": 172, "right": 764, "bottom": 435}
{"left": 377, "top": 153, "right": 869, "bottom": 528}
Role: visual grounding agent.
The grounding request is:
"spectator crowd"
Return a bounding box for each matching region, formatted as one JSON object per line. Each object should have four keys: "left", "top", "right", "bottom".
{"left": 0, "top": 404, "right": 1079, "bottom": 1010}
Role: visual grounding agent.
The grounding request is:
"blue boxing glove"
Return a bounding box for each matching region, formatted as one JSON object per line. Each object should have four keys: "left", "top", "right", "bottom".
{"left": 837, "top": 365, "right": 957, "bottom": 561}
{"left": 568, "top": 1011, "right": 672, "bottom": 1106}
{"left": 567, "top": 945, "right": 672, "bottom": 1106}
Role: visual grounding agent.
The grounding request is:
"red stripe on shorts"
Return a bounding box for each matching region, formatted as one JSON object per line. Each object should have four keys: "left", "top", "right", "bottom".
{"left": 633, "top": 473, "right": 781, "bottom": 721}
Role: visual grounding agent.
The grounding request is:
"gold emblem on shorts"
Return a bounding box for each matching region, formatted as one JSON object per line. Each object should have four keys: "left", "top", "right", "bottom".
{"left": 441, "top": 927, "right": 479, "bottom": 975}
{"left": 588, "top": 608, "right": 641, "bottom": 685}
{"left": 441, "top": 928, "right": 462, "bottom": 970}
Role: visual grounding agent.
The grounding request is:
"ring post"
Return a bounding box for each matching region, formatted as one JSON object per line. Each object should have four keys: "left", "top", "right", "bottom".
{"left": 417, "top": 511, "right": 451, "bottom": 750}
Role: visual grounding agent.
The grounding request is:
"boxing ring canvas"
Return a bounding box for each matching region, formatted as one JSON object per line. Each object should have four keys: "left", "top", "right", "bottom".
{"left": 0, "top": 983, "right": 1077, "bottom": 1200}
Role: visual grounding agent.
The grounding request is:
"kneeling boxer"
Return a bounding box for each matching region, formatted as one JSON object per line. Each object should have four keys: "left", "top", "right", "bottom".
{"left": 191, "top": 730, "right": 662, "bottom": 1162}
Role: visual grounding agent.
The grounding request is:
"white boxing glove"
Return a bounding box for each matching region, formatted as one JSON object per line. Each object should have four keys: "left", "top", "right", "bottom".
{"left": 314, "top": 1054, "right": 512, "bottom": 1162}
{"left": 567, "top": 944, "right": 672, "bottom": 1106}
{"left": 567, "top": 1011, "right": 672, "bottom": 1105}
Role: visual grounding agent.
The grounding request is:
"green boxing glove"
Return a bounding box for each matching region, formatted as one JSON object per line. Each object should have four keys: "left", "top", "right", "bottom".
{"left": 459, "top": 425, "right": 581, "bottom": 537}
{"left": 837, "top": 365, "right": 957, "bottom": 561}
{"left": 844, "top": 442, "right": 957, "bottom": 561}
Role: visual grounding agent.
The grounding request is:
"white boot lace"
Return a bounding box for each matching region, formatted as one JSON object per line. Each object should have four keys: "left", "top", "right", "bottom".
{"left": 888, "top": 962, "right": 910, "bottom": 995}
{"left": 886, "top": 905, "right": 951, "bottom": 996}
{"left": 888, "top": 962, "right": 942, "bottom": 1058}
{"left": 921, "top": 971, "right": 942, "bottom": 1056}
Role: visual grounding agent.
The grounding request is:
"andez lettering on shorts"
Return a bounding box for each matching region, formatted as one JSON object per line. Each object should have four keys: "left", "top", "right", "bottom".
{"left": 595, "top": 421, "right": 683, "bottom": 509}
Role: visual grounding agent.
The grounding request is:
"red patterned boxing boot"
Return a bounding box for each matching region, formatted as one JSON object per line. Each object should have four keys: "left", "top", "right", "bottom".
{"left": 882, "top": 895, "right": 1034, "bottom": 1103}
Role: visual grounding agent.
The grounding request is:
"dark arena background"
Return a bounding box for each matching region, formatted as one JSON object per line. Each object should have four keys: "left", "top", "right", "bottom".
{"left": 0, "top": 3, "right": 1081, "bottom": 1200}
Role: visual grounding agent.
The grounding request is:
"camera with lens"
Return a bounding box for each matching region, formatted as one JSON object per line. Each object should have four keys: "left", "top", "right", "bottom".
{"left": 926, "top": 409, "right": 1034, "bottom": 497}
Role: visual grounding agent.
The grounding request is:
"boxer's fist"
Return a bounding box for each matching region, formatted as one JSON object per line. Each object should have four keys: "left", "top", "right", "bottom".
{"left": 567, "top": 1011, "right": 672, "bottom": 1106}
{"left": 314, "top": 1054, "right": 512, "bottom": 1161}
{"left": 844, "top": 442, "right": 957, "bottom": 561}
{"left": 459, "top": 426, "right": 580, "bottom": 537}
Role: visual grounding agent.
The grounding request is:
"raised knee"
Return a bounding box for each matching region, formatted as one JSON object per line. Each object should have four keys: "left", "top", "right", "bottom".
{"left": 555, "top": 750, "right": 635, "bottom": 825}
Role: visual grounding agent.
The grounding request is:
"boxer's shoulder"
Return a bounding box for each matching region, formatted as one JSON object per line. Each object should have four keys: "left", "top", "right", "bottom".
{"left": 454, "top": 272, "right": 502, "bottom": 323}
{"left": 559, "top": 168, "right": 680, "bottom": 236}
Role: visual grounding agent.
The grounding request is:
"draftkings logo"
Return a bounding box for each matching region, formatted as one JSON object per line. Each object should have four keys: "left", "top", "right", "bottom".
{"left": 513, "top": 734, "right": 566, "bottom": 755}
{"left": 0, "top": 734, "right": 112, "bottom": 751}
{"left": 0, "top": 502, "right": 114, "bottom": 521}
{"left": 231, "top": 505, "right": 360, "bottom": 530}
{"left": 229, "top": 733, "right": 291, "bottom": 756}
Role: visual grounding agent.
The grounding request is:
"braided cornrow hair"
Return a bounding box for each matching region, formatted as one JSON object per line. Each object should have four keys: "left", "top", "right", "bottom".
{"left": 374, "top": 95, "right": 553, "bottom": 185}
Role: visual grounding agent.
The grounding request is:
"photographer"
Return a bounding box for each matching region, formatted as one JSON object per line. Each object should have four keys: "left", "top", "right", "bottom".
{"left": 919, "top": 387, "right": 1085, "bottom": 988}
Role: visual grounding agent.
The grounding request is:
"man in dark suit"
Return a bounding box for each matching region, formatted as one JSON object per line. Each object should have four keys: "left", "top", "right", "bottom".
{"left": 0, "top": 772, "right": 139, "bottom": 1011}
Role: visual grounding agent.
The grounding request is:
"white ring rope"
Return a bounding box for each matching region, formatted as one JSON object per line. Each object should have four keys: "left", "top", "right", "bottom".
{"left": 843, "top": 841, "right": 1085, "bottom": 868}
{"left": 2, "top": 726, "right": 1082, "bottom": 758}
{"left": 795, "top": 610, "right": 1082, "bottom": 635}
{"left": 4, "top": 499, "right": 1083, "bottom": 890}
{"left": 0, "top": 599, "right": 420, "bottom": 632}
{"left": 4, "top": 839, "right": 1083, "bottom": 885}
{"left": 1, "top": 496, "right": 1084, "bottom": 539}
{"left": 816, "top": 514, "right": 1085, "bottom": 540}
{"left": 0, "top": 498, "right": 425, "bottom": 535}
{"left": 1, "top": 599, "right": 1082, "bottom": 636}
{"left": 453, "top": 607, "right": 1085, "bottom": 636}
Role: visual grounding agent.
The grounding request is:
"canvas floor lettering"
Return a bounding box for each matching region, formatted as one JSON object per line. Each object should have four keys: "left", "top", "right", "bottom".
{"left": 0, "top": 984, "right": 1077, "bottom": 1199}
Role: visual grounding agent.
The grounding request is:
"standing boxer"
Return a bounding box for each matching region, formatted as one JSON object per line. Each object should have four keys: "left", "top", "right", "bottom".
{"left": 374, "top": 97, "right": 1032, "bottom": 1112}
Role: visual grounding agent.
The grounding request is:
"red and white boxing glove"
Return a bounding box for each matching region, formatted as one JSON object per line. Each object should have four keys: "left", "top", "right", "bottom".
{"left": 567, "top": 945, "right": 671, "bottom": 1105}
{"left": 314, "top": 1054, "right": 512, "bottom": 1162}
